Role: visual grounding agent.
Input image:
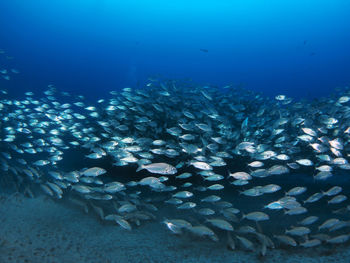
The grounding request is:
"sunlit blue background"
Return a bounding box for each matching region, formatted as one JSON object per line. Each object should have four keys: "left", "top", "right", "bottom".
{"left": 0, "top": 0, "right": 349, "bottom": 99}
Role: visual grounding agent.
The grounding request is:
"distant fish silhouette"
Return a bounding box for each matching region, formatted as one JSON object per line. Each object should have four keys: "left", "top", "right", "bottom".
{"left": 303, "top": 40, "right": 307, "bottom": 45}
{"left": 200, "top": 49, "right": 208, "bottom": 53}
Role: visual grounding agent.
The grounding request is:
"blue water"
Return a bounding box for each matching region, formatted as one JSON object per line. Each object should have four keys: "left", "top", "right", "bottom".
{"left": 1, "top": 3, "right": 350, "bottom": 260}
{"left": 0, "top": 0, "right": 349, "bottom": 99}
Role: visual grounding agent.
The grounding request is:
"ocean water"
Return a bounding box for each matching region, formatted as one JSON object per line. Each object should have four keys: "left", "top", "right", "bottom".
{"left": 0, "top": 0, "right": 350, "bottom": 99}
{"left": 1, "top": 1, "right": 350, "bottom": 262}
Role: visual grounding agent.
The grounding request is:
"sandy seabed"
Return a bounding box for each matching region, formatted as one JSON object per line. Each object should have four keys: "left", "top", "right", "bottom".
{"left": 0, "top": 194, "right": 349, "bottom": 263}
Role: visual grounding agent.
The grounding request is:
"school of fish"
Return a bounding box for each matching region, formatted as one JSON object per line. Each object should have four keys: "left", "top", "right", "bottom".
{"left": 1, "top": 51, "right": 350, "bottom": 255}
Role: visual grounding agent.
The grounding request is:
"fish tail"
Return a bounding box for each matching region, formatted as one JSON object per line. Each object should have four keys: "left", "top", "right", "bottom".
{"left": 136, "top": 164, "right": 144, "bottom": 172}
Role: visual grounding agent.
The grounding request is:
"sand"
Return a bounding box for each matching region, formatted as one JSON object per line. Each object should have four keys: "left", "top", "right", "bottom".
{"left": 0, "top": 194, "right": 349, "bottom": 263}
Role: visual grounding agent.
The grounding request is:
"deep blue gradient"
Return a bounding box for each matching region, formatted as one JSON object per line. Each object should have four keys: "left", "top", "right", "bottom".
{"left": 0, "top": 0, "right": 349, "bottom": 100}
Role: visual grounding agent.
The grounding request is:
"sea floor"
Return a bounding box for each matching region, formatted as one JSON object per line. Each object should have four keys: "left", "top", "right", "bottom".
{"left": 0, "top": 194, "right": 349, "bottom": 263}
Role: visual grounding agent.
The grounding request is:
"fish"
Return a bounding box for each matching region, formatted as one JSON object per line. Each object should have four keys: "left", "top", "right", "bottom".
{"left": 198, "top": 208, "right": 215, "bottom": 216}
{"left": 188, "top": 225, "right": 218, "bottom": 242}
{"left": 136, "top": 163, "right": 177, "bottom": 175}
{"left": 295, "top": 159, "right": 313, "bottom": 166}
{"left": 273, "top": 235, "right": 297, "bottom": 247}
{"left": 300, "top": 239, "right": 321, "bottom": 248}
{"left": 229, "top": 171, "right": 252, "bottom": 180}
{"left": 326, "top": 234, "right": 350, "bottom": 244}
{"left": 299, "top": 216, "right": 319, "bottom": 226}
{"left": 177, "top": 202, "right": 196, "bottom": 209}
{"left": 189, "top": 161, "right": 213, "bottom": 171}
{"left": 323, "top": 186, "right": 342, "bottom": 196}
{"left": 172, "top": 191, "right": 193, "bottom": 198}
{"left": 138, "top": 177, "right": 165, "bottom": 190}
{"left": 285, "top": 206, "right": 308, "bottom": 215}
{"left": 328, "top": 194, "right": 347, "bottom": 204}
{"left": 163, "top": 218, "right": 192, "bottom": 234}
{"left": 242, "top": 212, "right": 269, "bottom": 222}
{"left": 285, "top": 226, "right": 311, "bottom": 236}
{"left": 286, "top": 187, "right": 307, "bottom": 196}
{"left": 206, "top": 218, "right": 234, "bottom": 231}
{"left": 176, "top": 172, "right": 192, "bottom": 179}
{"left": 236, "top": 235, "right": 254, "bottom": 251}
{"left": 82, "top": 167, "right": 107, "bottom": 177}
